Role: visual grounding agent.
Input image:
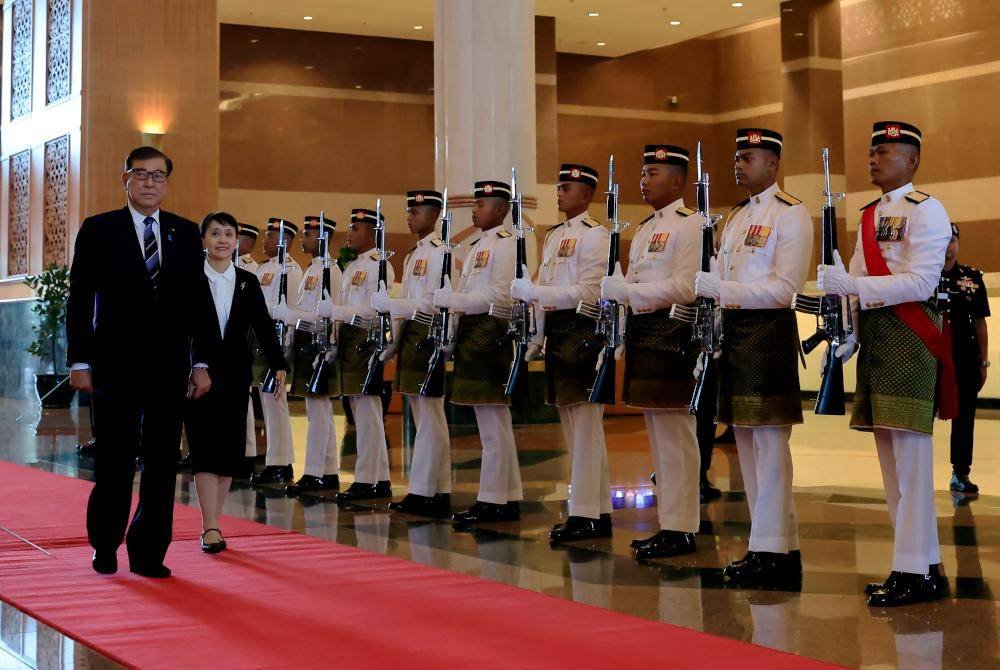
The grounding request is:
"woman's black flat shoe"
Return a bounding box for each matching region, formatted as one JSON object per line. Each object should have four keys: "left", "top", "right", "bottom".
{"left": 201, "top": 528, "right": 226, "bottom": 554}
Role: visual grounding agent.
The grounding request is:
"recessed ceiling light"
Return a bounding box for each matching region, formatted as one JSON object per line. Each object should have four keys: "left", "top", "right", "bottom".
{"left": 588, "top": 12, "right": 600, "bottom": 17}
{"left": 303, "top": 15, "right": 313, "bottom": 20}
{"left": 731, "top": 1, "right": 744, "bottom": 6}
{"left": 669, "top": 20, "right": 681, "bottom": 26}
{"left": 413, "top": 25, "right": 423, "bottom": 30}
{"left": 249, "top": 38, "right": 259, "bottom": 43}
{"left": 596, "top": 41, "right": 606, "bottom": 46}
{"left": 304, "top": 65, "right": 314, "bottom": 70}
{"left": 355, "top": 84, "right": 363, "bottom": 89}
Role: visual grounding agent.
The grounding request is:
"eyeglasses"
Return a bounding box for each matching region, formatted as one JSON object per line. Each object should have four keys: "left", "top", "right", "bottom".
{"left": 127, "top": 168, "right": 169, "bottom": 183}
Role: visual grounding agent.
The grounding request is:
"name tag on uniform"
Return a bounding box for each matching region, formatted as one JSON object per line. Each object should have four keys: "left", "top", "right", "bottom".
{"left": 647, "top": 232, "right": 669, "bottom": 253}
{"left": 260, "top": 272, "right": 274, "bottom": 287}
{"left": 743, "top": 225, "right": 772, "bottom": 248}
{"left": 473, "top": 250, "right": 491, "bottom": 269}
{"left": 304, "top": 276, "right": 318, "bottom": 291}
{"left": 351, "top": 270, "right": 367, "bottom": 286}
{"left": 877, "top": 216, "right": 907, "bottom": 242}
{"left": 558, "top": 238, "right": 578, "bottom": 258}
{"left": 412, "top": 259, "right": 428, "bottom": 277}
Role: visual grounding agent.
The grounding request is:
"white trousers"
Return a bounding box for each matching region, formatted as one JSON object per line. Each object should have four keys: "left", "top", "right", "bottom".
{"left": 348, "top": 395, "right": 390, "bottom": 485}
{"left": 644, "top": 409, "right": 700, "bottom": 533}
{"left": 473, "top": 405, "right": 522, "bottom": 504}
{"left": 559, "top": 403, "right": 610, "bottom": 519}
{"left": 406, "top": 394, "right": 452, "bottom": 497}
{"left": 875, "top": 428, "right": 941, "bottom": 574}
{"left": 260, "top": 387, "right": 294, "bottom": 466}
{"left": 303, "top": 396, "right": 339, "bottom": 478}
{"left": 244, "top": 395, "right": 256, "bottom": 457}
{"left": 734, "top": 425, "right": 799, "bottom": 554}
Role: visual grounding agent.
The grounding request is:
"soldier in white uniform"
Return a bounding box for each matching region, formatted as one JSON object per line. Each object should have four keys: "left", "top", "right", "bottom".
{"left": 434, "top": 180, "right": 521, "bottom": 524}
{"left": 510, "top": 163, "right": 613, "bottom": 543}
{"left": 602, "top": 145, "right": 703, "bottom": 559}
{"left": 330, "top": 208, "right": 397, "bottom": 503}
{"left": 376, "top": 190, "right": 454, "bottom": 518}
{"left": 818, "top": 121, "right": 953, "bottom": 607}
{"left": 250, "top": 218, "right": 303, "bottom": 487}
{"left": 274, "top": 216, "right": 345, "bottom": 496}
{"left": 236, "top": 222, "right": 260, "bottom": 461}
{"left": 695, "top": 128, "right": 812, "bottom": 586}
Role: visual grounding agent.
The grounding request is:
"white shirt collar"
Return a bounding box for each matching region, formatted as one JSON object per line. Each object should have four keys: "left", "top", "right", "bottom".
{"left": 654, "top": 197, "right": 686, "bottom": 218}
{"left": 748, "top": 182, "right": 780, "bottom": 205}
{"left": 882, "top": 182, "right": 915, "bottom": 204}
{"left": 563, "top": 211, "right": 589, "bottom": 227}
{"left": 127, "top": 202, "right": 160, "bottom": 227}
{"left": 205, "top": 259, "right": 235, "bottom": 283}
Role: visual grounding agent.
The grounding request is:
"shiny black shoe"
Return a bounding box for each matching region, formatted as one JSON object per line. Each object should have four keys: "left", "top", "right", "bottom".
{"left": 865, "top": 570, "right": 901, "bottom": 596}
{"left": 452, "top": 501, "right": 510, "bottom": 524}
{"left": 284, "top": 475, "right": 327, "bottom": 496}
{"left": 129, "top": 562, "right": 172, "bottom": 578}
{"left": 426, "top": 493, "right": 453, "bottom": 519}
{"left": 723, "top": 551, "right": 802, "bottom": 588}
{"left": 928, "top": 563, "right": 949, "bottom": 599}
{"left": 700, "top": 477, "right": 722, "bottom": 502}
{"left": 389, "top": 493, "right": 433, "bottom": 514}
{"left": 950, "top": 472, "right": 980, "bottom": 494}
{"left": 321, "top": 474, "right": 341, "bottom": 490}
{"left": 92, "top": 550, "right": 117, "bottom": 575}
{"left": 335, "top": 481, "right": 392, "bottom": 504}
{"left": 549, "top": 516, "right": 612, "bottom": 544}
{"left": 867, "top": 571, "right": 938, "bottom": 607}
{"left": 76, "top": 438, "right": 97, "bottom": 456}
{"left": 630, "top": 532, "right": 661, "bottom": 550}
{"left": 634, "top": 530, "right": 697, "bottom": 560}
{"left": 250, "top": 464, "right": 294, "bottom": 487}
{"left": 504, "top": 501, "right": 521, "bottom": 522}
{"left": 200, "top": 528, "right": 226, "bottom": 554}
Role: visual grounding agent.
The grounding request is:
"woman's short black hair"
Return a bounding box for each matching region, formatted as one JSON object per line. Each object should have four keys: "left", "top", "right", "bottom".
{"left": 201, "top": 210, "right": 240, "bottom": 237}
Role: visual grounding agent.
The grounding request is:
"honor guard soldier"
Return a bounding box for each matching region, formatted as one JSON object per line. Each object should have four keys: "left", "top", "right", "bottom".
{"left": 818, "top": 121, "right": 954, "bottom": 606}
{"left": 434, "top": 180, "right": 522, "bottom": 523}
{"left": 330, "top": 208, "right": 396, "bottom": 503}
{"left": 251, "top": 218, "right": 303, "bottom": 486}
{"left": 510, "top": 163, "right": 613, "bottom": 542}
{"left": 237, "top": 223, "right": 260, "bottom": 272}
{"left": 376, "top": 190, "right": 454, "bottom": 518}
{"left": 695, "top": 128, "right": 812, "bottom": 586}
{"left": 941, "top": 224, "right": 990, "bottom": 494}
{"left": 602, "top": 145, "right": 703, "bottom": 558}
{"left": 274, "top": 216, "right": 344, "bottom": 495}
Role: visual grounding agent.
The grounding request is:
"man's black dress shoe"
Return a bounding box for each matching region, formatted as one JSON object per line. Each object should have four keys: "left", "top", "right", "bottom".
{"left": 867, "top": 565, "right": 948, "bottom": 598}
{"left": 867, "top": 571, "right": 938, "bottom": 607}
{"left": 549, "top": 515, "right": 612, "bottom": 544}
{"left": 284, "top": 474, "right": 338, "bottom": 496}
{"left": 335, "top": 480, "right": 392, "bottom": 504}
{"left": 634, "top": 530, "right": 697, "bottom": 560}
{"left": 950, "top": 472, "right": 979, "bottom": 494}
{"left": 250, "top": 464, "right": 294, "bottom": 487}
{"left": 389, "top": 493, "right": 453, "bottom": 519}
{"left": 76, "top": 438, "right": 97, "bottom": 456}
{"left": 630, "top": 533, "right": 661, "bottom": 550}
{"left": 724, "top": 550, "right": 801, "bottom": 587}
{"left": 201, "top": 528, "right": 227, "bottom": 554}
{"left": 700, "top": 477, "right": 722, "bottom": 502}
{"left": 130, "top": 563, "right": 172, "bottom": 578}
{"left": 321, "top": 474, "right": 341, "bottom": 490}
{"left": 92, "top": 551, "right": 117, "bottom": 575}
{"left": 452, "top": 500, "right": 518, "bottom": 524}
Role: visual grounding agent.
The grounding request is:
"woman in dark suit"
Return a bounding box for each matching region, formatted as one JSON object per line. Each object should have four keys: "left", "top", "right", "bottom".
{"left": 186, "top": 211, "right": 288, "bottom": 553}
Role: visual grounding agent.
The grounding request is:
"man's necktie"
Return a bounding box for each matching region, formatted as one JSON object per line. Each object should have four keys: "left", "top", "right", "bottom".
{"left": 143, "top": 216, "right": 160, "bottom": 287}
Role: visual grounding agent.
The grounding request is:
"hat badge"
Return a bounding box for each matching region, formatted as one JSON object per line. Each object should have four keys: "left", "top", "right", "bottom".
{"left": 415, "top": 194, "right": 425, "bottom": 203}
{"left": 654, "top": 148, "right": 667, "bottom": 160}
{"left": 886, "top": 124, "right": 901, "bottom": 138}
{"left": 570, "top": 168, "right": 581, "bottom": 178}
{"left": 355, "top": 212, "right": 364, "bottom": 220}
{"left": 748, "top": 131, "right": 762, "bottom": 144}
{"left": 483, "top": 184, "right": 494, "bottom": 194}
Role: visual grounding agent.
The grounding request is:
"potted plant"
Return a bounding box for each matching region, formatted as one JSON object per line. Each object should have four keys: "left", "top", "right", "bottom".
{"left": 25, "top": 264, "right": 75, "bottom": 408}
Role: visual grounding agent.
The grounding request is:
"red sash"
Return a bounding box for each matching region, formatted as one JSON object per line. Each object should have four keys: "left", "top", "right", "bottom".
{"left": 860, "top": 203, "right": 957, "bottom": 420}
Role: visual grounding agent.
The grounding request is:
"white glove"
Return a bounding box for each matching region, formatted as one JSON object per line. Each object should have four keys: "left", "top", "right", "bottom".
{"left": 371, "top": 281, "right": 391, "bottom": 313}
{"left": 317, "top": 292, "right": 334, "bottom": 319}
{"left": 272, "top": 301, "right": 296, "bottom": 326}
{"left": 695, "top": 258, "right": 721, "bottom": 301}
{"left": 835, "top": 332, "right": 858, "bottom": 363}
{"left": 600, "top": 262, "right": 629, "bottom": 303}
{"left": 510, "top": 265, "right": 538, "bottom": 302}
{"left": 434, "top": 285, "right": 456, "bottom": 309}
{"left": 692, "top": 353, "right": 705, "bottom": 380}
{"left": 817, "top": 250, "right": 859, "bottom": 296}
{"left": 379, "top": 342, "right": 398, "bottom": 362}
{"left": 330, "top": 305, "right": 356, "bottom": 323}
{"left": 524, "top": 343, "right": 543, "bottom": 362}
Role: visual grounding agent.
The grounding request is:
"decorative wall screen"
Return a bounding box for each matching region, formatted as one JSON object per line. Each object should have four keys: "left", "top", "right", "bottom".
{"left": 8, "top": 151, "right": 31, "bottom": 276}
{"left": 44, "top": 136, "right": 70, "bottom": 266}
{"left": 46, "top": 0, "right": 72, "bottom": 104}
{"left": 11, "top": 0, "right": 33, "bottom": 119}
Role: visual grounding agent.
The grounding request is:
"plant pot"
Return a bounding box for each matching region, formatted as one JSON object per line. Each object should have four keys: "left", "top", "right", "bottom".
{"left": 34, "top": 373, "right": 75, "bottom": 409}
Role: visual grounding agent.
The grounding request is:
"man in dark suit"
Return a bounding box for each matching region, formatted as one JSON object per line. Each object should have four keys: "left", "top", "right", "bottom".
{"left": 67, "top": 146, "right": 215, "bottom": 578}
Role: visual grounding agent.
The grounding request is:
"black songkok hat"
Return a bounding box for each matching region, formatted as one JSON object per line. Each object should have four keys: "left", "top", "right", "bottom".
{"left": 736, "top": 128, "right": 783, "bottom": 156}
{"left": 871, "top": 121, "right": 922, "bottom": 148}
{"left": 304, "top": 215, "right": 336, "bottom": 235}
{"left": 558, "top": 163, "right": 599, "bottom": 187}
{"left": 407, "top": 190, "right": 444, "bottom": 208}
{"left": 643, "top": 145, "right": 690, "bottom": 167}
{"left": 238, "top": 223, "right": 259, "bottom": 239}
{"left": 266, "top": 218, "right": 298, "bottom": 237}
{"left": 350, "top": 208, "right": 384, "bottom": 225}
{"left": 474, "top": 180, "right": 511, "bottom": 199}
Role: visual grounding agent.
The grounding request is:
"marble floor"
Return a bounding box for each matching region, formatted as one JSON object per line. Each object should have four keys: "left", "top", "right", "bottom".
{"left": 2, "top": 396, "right": 999, "bottom": 669}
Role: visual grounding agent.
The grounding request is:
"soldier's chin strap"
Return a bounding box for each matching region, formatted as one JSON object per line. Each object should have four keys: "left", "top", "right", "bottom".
{"left": 860, "top": 203, "right": 958, "bottom": 419}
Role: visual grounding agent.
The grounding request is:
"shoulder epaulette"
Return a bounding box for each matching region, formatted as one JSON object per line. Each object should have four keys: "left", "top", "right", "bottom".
{"left": 496, "top": 229, "right": 513, "bottom": 239}
{"left": 429, "top": 238, "right": 444, "bottom": 247}
{"left": 636, "top": 214, "right": 655, "bottom": 227}
{"left": 369, "top": 252, "right": 380, "bottom": 261}
{"left": 676, "top": 206, "right": 697, "bottom": 217}
{"left": 404, "top": 245, "right": 417, "bottom": 258}
{"left": 240, "top": 254, "right": 254, "bottom": 263}
{"left": 581, "top": 216, "right": 600, "bottom": 228}
{"left": 905, "top": 190, "right": 931, "bottom": 204}
{"left": 775, "top": 191, "right": 802, "bottom": 206}
{"left": 547, "top": 222, "right": 565, "bottom": 234}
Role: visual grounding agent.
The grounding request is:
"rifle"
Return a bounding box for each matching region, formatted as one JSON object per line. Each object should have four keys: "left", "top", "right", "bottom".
{"left": 352, "top": 199, "right": 394, "bottom": 396}
{"left": 791, "top": 147, "right": 852, "bottom": 415}
{"left": 307, "top": 211, "right": 335, "bottom": 394}
{"left": 413, "top": 188, "right": 455, "bottom": 397}
{"left": 488, "top": 167, "right": 536, "bottom": 397}
{"left": 576, "top": 154, "right": 628, "bottom": 404}
{"left": 669, "top": 142, "right": 722, "bottom": 415}
{"left": 261, "top": 218, "right": 290, "bottom": 393}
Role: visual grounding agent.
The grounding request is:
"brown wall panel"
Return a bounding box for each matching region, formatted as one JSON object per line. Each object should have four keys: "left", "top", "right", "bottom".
{"left": 713, "top": 24, "right": 783, "bottom": 113}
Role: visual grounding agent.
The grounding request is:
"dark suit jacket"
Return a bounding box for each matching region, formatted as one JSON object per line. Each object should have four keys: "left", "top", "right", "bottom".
{"left": 66, "top": 206, "right": 216, "bottom": 392}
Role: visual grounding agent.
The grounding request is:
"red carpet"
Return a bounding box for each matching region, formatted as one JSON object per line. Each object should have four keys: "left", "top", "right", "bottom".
{"left": 0, "top": 462, "right": 843, "bottom": 669}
